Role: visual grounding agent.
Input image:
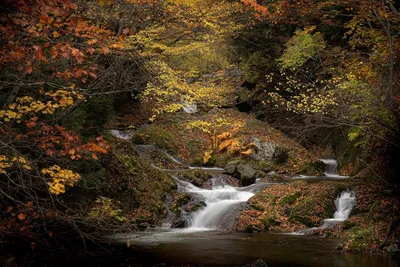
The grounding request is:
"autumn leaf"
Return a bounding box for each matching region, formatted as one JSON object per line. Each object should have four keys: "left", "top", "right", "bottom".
{"left": 101, "top": 46, "right": 110, "bottom": 54}
{"left": 26, "top": 121, "right": 37, "bottom": 128}
{"left": 18, "top": 213, "right": 27, "bottom": 221}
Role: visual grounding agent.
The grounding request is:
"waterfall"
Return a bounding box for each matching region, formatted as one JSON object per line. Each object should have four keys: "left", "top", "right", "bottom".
{"left": 319, "top": 159, "right": 338, "bottom": 175}
{"left": 292, "top": 190, "right": 356, "bottom": 235}
{"left": 319, "top": 159, "right": 349, "bottom": 179}
{"left": 173, "top": 176, "right": 267, "bottom": 230}
{"left": 331, "top": 190, "right": 357, "bottom": 221}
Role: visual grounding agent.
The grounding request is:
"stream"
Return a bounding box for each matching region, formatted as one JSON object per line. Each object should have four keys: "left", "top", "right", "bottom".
{"left": 109, "top": 152, "right": 397, "bottom": 266}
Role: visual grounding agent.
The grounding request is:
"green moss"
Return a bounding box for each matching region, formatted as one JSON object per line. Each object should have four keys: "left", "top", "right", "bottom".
{"left": 181, "top": 169, "right": 211, "bottom": 187}
{"left": 343, "top": 220, "right": 357, "bottom": 230}
{"left": 133, "top": 126, "right": 178, "bottom": 153}
{"left": 261, "top": 215, "right": 276, "bottom": 230}
{"left": 245, "top": 224, "right": 262, "bottom": 233}
{"left": 289, "top": 199, "right": 316, "bottom": 227}
{"left": 300, "top": 160, "right": 325, "bottom": 175}
{"left": 250, "top": 202, "right": 266, "bottom": 211}
{"left": 345, "top": 226, "right": 378, "bottom": 252}
{"left": 279, "top": 191, "right": 301, "bottom": 206}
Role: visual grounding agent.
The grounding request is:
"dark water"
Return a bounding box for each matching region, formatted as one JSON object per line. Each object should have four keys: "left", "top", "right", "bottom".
{"left": 112, "top": 230, "right": 398, "bottom": 267}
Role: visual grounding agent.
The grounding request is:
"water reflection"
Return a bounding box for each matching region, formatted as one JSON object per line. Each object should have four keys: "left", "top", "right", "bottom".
{"left": 112, "top": 231, "right": 398, "bottom": 267}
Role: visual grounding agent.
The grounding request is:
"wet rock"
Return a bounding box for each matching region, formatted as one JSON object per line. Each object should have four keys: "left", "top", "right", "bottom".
{"left": 179, "top": 170, "right": 212, "bottom": 187}
{"left": 241, "top": 259, "right": 268, "bottom": 267}
{"left": 224, "top": 161, "right": 256, "bottom": 186}
{"left": 255, "top": 170, "right": 267, "bottom": 178}
{"left": 237, "top": 164, "right": 256, "bottom": 186}
{"left": 171, "top": 218, "right": 186, "bottom": 228}
{"left": 225, "top": 160, "right": 241, "bottom": 174}
{"left": 204, "top": 175, "right": 241, "bottom": 188}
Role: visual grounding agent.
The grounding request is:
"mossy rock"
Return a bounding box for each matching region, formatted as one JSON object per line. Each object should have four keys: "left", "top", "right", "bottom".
{"left": 132, "top": 125, "right": 178, "bottom": 153}
{"left": 106, "top": 140, "right": 176, "bottom": 224}
{"left": 245, "top": 224, "right": 262, "bottom": 233}
{"left": 343, "top": 220, "right": 357, "bottom": 230}
{"left": 301, "top": 160, "right": 325, "bottom": 175}
{"left": 289, "top": 199, "right": 317, "bottom": 227}
{"left": 181, "top": 170, "right": 211, "bottom": 187}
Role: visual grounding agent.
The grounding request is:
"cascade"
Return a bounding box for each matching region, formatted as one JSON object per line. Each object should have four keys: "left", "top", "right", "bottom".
{"left": 173, "top": 176, "right": 267, "bottom": 230}
{"left": 293, "top": 190, "right": 356, "bottom": 235}
{"left": 320, "top": 159, "right": 349, "bottom": 178}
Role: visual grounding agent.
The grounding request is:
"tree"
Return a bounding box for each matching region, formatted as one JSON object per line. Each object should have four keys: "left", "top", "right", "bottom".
{"left": 0, "top": 0, "right": 124, "bottom": 242}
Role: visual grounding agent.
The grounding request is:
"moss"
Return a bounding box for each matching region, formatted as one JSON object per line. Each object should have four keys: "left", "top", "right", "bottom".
{"left": 181, "top": 169, "right": 211, "bottom": 187}
{"left": 279, "top": 191, "right": 301, "bottom": 206}
{"left": 300, "top": 160, "right": 325, "bottom": 175}
{"left": 289, "top": 199, "right": 316, "bottom": 227}
{"left": 133, "top": 126, "right": 178, "bottom": 153}
{"left": 105, "top": 140, "right": 176, "bottom": 224}
{"left": 245, "top": 224, "right": 262, "bottom": 233}
{"left": 345, "top": 226, "right": 378, "bottom": 252}
{"left": 343, "top": 220, "right": 357, "bottom": 230}
{"left": 261, "top": 215, "right": 276, "bottom": 230}
{"left": 250, "top": 202, "right": 266, "bottom": 211}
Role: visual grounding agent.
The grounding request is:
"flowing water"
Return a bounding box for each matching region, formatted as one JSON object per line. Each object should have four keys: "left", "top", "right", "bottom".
{"left": 293, "top": 190, "right": 357, "bottom": 235}
{"left": 110, "top": 153, "right": 397, "bottom": 266}
{"left": 173, "top": 176, "right": 268, "bottom": 230}
{"left": 294, "top": 159, "right": 349, "bottom": 180}
{"left": 330, "top": 191, "right": 357, "bottom": 221}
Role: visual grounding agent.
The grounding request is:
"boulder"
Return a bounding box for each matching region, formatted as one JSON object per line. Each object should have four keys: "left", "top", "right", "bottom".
{"left": 250, "top": 137, "right": 277, "bottom": 161}
{"left": 237, "top": 164, "right": 256, "bottom": 186}
{"left": 224, "top": 160, "right": 241, "bottom": 175}
{"left": 255, "top": 170, "right": 267, "bottom": 178}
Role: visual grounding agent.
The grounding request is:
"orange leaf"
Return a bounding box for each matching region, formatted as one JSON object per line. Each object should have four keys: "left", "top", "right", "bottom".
{"left": 6, "top": 206, "right": 13, "bottom": 213}
{"left": 18, "top": 213, "right": 26, "bottom": 221}
{"left": 241, "top": 149, "right": 253, "bottom": 155}
{"left": 26, "top": 121, "right": 37, "bottom": 128}
{"left": 101, "top": 46, "right": 110, "bottom": 54}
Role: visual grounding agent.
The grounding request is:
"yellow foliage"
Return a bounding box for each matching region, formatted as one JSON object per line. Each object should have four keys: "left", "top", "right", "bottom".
{"left": 0, "top": 89, "right": 84, "bottom": 123}
{"left": 203, "top": 151, "right": 212, "bottom": 164}
{"left": 240, "top": 148, "right": 253, "bottom": 155}
{"left": 217, "top": 132, "right": 232, "bottom": 140}
{"left": 0, "top": 155, "right": 32, "bottom": 173}
{"left": 218, "top": 139, "right": 233, "bottom": 152}
{"left": 42, "top": 165, "right": 81, "bottom": 195}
